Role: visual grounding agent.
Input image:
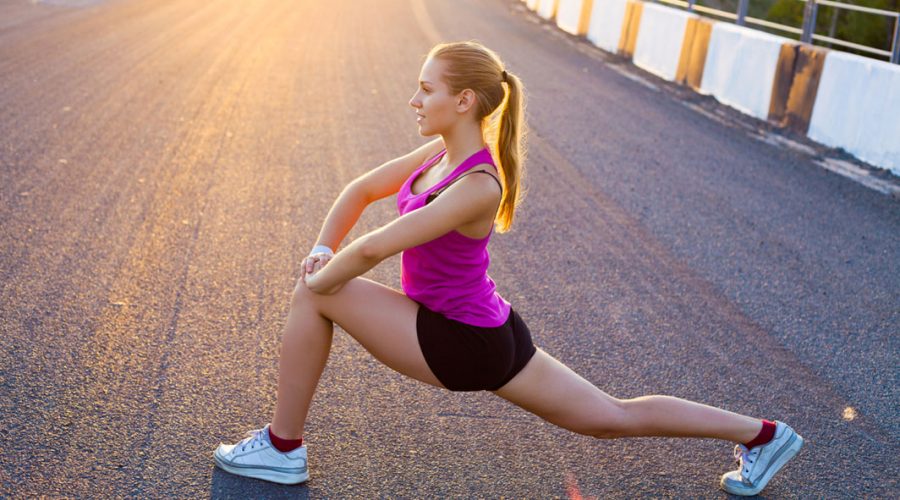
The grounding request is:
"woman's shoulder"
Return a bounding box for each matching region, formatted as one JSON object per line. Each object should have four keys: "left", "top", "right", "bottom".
{"left": 425, "top": 164, "right": 503, "bottom": 220}
{"left": 456, "top": 163, "right": 501, "bottom": 191}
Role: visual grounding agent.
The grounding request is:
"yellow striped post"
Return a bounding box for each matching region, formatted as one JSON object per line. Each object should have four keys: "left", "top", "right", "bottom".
{"left": 618, "top": 1, "right": 644, "bottom": 58}
{"left": 676, "top": 17, "right": 714, "bottom": 89}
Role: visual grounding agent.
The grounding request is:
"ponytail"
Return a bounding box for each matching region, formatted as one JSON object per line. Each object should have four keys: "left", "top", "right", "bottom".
{"left": 487, "top": 70, "right": 526, "bottom": 233}
{"left": 429, "top": 40, "right": 528, "bottom": 233}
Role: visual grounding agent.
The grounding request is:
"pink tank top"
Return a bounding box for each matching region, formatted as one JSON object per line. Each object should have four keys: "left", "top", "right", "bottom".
{"left": 396, "top": 146, "right": 511, "bottom": 328}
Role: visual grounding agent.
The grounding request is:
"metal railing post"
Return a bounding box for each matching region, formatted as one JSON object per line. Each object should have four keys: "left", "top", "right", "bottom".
{"left": 892, "top": 16, "right": 900, "bottom": 64}
{"left": 801, "top": 0, "right": 819, "bottom": 44}
{"left": 736, "top": 0, "right": 749, "bottom": 26}
{"left": 649, "top": 0, "right": 899, "bottom": 62}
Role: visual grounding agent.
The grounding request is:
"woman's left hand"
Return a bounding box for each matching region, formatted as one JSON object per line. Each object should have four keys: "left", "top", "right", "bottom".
{"left": 302, "top": 257, "right": 344, "bottom": 294}
{"left": 301, "top": 252, "right": 332, "bottom": 283}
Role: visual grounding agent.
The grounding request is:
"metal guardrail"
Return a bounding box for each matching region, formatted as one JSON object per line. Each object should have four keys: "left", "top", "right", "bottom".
{"left": 658, "top": 0, "right": 900, "bottom": 64}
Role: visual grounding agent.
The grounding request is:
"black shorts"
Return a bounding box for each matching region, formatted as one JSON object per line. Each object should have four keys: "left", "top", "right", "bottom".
{"left": 416, "top": 303, "right": 537, "bottom": 392}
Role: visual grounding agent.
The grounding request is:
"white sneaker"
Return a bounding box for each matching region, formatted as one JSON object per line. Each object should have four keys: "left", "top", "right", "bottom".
{"left": 720, "top": 420, "right": 803, "bottom": 496}
{"left": 213, "top": 424, "right": 309, "bottom": 485}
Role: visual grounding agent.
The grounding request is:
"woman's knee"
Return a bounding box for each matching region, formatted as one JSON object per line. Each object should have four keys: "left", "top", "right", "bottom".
{"left": 291, "top": 280, "right": 322, "bottom": 309}
{"left": 589, "top": 397, "right": 657, "bottom": 439}
{"left": 571, "top": 397, "right": 629, "bottom": 439}
{"left": 290, "top": 278, "right": 365, "bottom": 320}
{"left": 541, "top": 398, "right": 629, "bottom": 438}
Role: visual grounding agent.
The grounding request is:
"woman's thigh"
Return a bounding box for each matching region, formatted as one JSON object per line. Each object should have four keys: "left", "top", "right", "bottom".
{"left": 491, "top": 348, "right": 625, "bottom": 436}
{"left": 294, "top": 277, "right": 446, "bottom": 389}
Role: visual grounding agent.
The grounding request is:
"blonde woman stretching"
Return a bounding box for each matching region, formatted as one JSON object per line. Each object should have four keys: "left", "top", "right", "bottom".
{"left": 213, "top": 40, "right": 803, "bottom": 496}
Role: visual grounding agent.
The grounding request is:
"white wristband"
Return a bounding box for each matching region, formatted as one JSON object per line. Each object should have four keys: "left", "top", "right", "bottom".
{"left": 309, "top": 244, "right": 334, "bottom": 256}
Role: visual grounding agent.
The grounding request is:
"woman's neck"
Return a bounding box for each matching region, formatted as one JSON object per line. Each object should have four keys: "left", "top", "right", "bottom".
{"left": 439, "top": 123, "right": 486, "bottom": 167}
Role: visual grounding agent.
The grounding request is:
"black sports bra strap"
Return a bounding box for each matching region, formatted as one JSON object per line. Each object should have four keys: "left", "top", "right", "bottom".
{"left": 425, "top": 170, "right": 503, "bottom": 205}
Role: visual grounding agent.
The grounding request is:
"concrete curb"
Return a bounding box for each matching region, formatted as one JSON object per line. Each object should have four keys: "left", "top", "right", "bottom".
{"left": 517, "top": 0, "right": 900, "bottom": 180}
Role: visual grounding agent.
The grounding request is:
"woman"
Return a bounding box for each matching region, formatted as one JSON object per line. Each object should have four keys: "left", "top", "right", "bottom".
{"left": 213, "top": 40, "right": 803, "bottom": 496}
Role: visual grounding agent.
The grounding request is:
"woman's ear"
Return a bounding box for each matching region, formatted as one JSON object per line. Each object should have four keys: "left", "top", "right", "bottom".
{"left": 455, "top": 89, "right": 476, "bottom": 114}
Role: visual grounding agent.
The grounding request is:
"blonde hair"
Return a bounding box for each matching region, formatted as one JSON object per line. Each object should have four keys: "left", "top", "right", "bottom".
{"left": 427, "top": 40, "right": 527, "bottom": 233}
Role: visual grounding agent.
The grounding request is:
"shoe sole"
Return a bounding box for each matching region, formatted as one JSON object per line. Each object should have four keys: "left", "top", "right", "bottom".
{"left": 720, "top": 432, "right": 804, "bottom": 496}
{"left": 213, "top": 451, "right": 310, "bottom": 485}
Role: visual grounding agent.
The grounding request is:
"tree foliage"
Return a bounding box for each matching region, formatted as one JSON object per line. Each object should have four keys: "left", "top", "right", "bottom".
{"left": 766, "top": 0, "right": 898, "bottom": 54}
{"left": 697, "top": 0, "right": 898, "bottom": 59}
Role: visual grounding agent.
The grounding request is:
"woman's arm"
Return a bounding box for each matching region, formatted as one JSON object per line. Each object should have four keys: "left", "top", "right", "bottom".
{"left": 310, "top": 182, "right": 369, "bottom": 253}
{"left": 303, "top": 236, "right": 379, "bottom": 294}
{"left": 304, "top": 171, "right": 500, "bottom": 294}
{"left": 310, "top": 138, "right": 443, "bottom": 252}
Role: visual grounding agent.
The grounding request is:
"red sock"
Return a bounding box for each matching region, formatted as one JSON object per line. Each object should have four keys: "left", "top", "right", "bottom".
{"left": 268, "top": 427, "right": 303, "bottom": 453}
{"left": 743, "top": 419, "right": 776, "bottom": 449}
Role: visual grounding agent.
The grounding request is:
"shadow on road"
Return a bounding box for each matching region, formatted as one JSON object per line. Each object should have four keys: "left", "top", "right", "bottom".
{"left": 210, "top": 467, "right": 310, "bottom": 499}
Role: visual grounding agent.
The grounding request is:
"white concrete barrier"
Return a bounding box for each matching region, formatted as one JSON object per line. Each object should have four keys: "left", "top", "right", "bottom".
{"left": 632, "top": 3, "right": 697, "bottom": 82}
{"left": 585, "top": 0, "right": 630, "bottom": 53}
{"left": 556, "top": 0, "right": 593, "bottom": 36}
{"left": 808, "top": 52, "right": 900, "bottom": 175}
{"left": 700, "top": 23, "right": 788, "bottom": 120}
{"left": 538, "top": 0, "right": 559, "bottom": 19}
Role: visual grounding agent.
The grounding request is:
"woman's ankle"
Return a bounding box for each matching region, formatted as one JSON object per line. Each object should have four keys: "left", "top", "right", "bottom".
{"left": 270, "top": 420, "right": 304, "bottom": 441}
{"left": 268, "top": 424, "right": 304, "bottom": 452}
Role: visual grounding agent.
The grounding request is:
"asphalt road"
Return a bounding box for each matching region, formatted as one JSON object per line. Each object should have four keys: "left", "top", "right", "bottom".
{"left": 1, "top": 0, "right": 897, "bottom": 497}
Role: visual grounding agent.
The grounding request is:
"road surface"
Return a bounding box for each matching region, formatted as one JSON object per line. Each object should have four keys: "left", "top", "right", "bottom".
{"left": 1, "top": 0, "right": 897, "bottom": 497}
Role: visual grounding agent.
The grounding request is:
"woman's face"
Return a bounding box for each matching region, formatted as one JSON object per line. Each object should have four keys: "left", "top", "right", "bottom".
{"left": 409, "top": 57, "right": 460, "bottom": 136}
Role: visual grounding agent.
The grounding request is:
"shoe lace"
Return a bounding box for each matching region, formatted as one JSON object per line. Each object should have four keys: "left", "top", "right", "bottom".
{"left": 733, "top": 444, "right": 758, "bottom": 479}
{"left": 237, "top": 428, "right": 267, "bottom": 453}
